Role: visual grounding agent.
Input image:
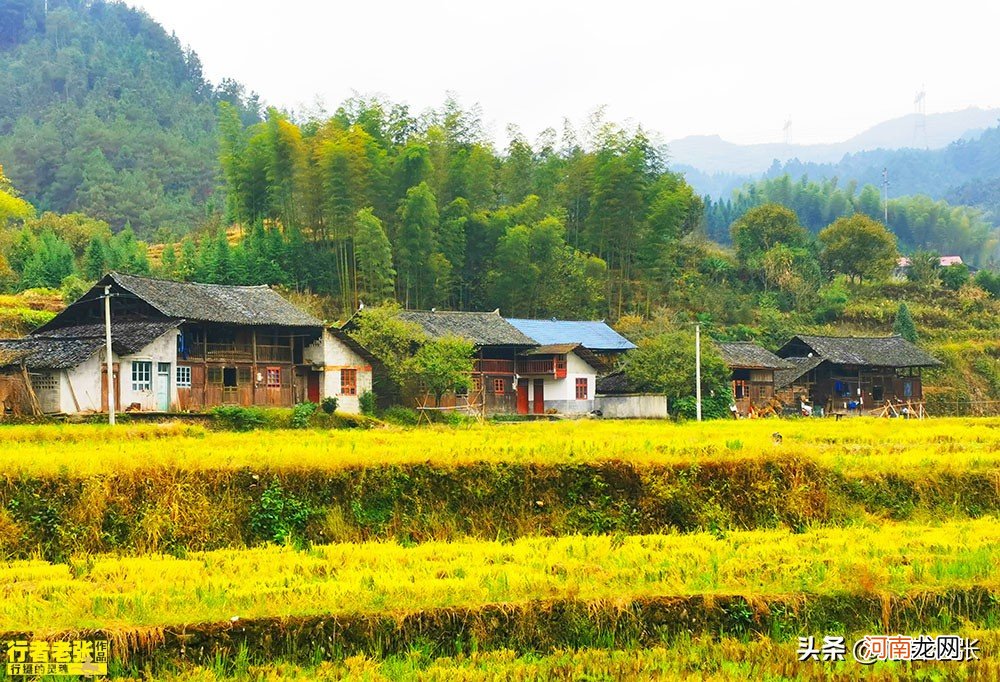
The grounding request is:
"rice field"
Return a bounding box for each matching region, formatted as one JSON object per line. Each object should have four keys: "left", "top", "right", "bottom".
{"left": 1, "top": 417, "right": 997, "bottom": 678}
{"left": 0, "top": 417, "right": 998, "bottom": 476}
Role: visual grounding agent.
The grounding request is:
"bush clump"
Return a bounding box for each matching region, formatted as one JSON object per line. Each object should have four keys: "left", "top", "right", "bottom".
{"left": 210, "top": 406, "right": 266, "bottom": 432}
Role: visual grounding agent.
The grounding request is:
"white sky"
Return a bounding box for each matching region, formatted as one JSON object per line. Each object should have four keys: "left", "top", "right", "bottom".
{"left": 128, "top": 0, "right": 1000, "bottom": 146}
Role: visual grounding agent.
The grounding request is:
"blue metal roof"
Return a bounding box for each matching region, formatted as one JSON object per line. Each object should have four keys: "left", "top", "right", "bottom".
{"left": 505, "top": 318, "right": 636, "bottom": 352}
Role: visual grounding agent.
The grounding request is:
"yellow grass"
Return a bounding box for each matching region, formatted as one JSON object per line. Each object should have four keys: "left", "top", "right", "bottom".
{"left": 2, "top": 518, "right": 998, "bottom": 633}
{"left": 0, "top": 417, "right": 998, "bottom": 477}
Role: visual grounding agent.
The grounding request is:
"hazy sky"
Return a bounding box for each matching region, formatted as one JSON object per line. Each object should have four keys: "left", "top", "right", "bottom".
{"left": 128, "top": 0, "right": 1000, "bottom": 146}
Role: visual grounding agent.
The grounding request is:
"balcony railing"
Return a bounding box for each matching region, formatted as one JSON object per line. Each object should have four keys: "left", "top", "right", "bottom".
{"left": 474, "top": 359, "right": 516, "bottom": 374}
{"left": 516, "top": 357, "right": 568, "bottom": 378}
{"left": 190, "top": 343, "right": 292, "bottom": 363}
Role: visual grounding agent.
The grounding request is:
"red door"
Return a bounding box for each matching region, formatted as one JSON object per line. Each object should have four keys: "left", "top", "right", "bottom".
{"left": 516, "top": 378, "right": 529, "bottom": 414}
{"left": 533, "top": 379, "right": 545, "bottom": 414}
{"left": 307, "top": 372, "right": 320, "bottom": 403}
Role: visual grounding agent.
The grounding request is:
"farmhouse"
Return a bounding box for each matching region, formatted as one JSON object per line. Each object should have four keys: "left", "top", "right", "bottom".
{"left": 0, "top": 272, "right": 375, "bottom": 415}
{"left": 505, "top": 318, "right": 636, "bottom": 415}
{"left": 380, "top": 309, "right": 536, "bottom": 414}
{"left": 775, "top": 334, "right": 941, "bottom": 415}
{"left": 715, "top": 341, "right": 792, "bottom": 416}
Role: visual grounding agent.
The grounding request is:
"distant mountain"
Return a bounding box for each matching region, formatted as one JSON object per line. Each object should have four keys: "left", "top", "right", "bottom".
{"left": 669, "top": 107, "right": 1000, "bottom": 176}
{"left": 0, "top": 0, "right": 259, "bottom": 236}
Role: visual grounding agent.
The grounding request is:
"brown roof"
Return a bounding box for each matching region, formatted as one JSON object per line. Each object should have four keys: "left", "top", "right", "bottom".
{"left": 392, "top": 310, "right": 535, "bottom": 347}
{"left": 0, "top": 318, "right": 180, "bottom": 369}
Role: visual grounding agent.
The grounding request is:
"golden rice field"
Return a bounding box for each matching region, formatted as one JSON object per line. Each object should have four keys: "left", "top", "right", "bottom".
{"left": 2, "top": 518, "right": 998, "bottom": 632}
{"left": 0, "top": 416, "right": 998, "bottom": 476}
{"left": 1, "top": 417, "right": 997, "bottom": 678}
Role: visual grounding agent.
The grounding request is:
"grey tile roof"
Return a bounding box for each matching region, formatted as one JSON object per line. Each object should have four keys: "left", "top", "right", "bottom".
{"left": 395, "top": 310, "right": 535, "bottom": 346}
{"left": 774, "top": 356, "right": 824, "bottom": 389}
{"left": 506, "top": 318, "right": 637, "bottom": 351}
{"left": 0, "top": 319, "right": 181, "bottom": 369}
{"left": 716, "top": 342, "right": 793, "bottom": 370}
{"left": 778, "top": 335, "right": 942, "bottom": 368}
{"left": 100, "top": 272, "right": 323, "bottom": 327}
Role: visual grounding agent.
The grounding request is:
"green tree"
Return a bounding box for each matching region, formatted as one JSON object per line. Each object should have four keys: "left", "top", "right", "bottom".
{"left": 939, "top": 263, "right": 970, "bottom": 291}
{"left": 395, "top": 182, "right": 439, "bottom": 308}
{"left": 818, "top": 215, "right": 898, "bottom": 283}
{"left": 892, "top": 302, "right": 918, "bottom": 342}
{"left": 623, "top": 330, "right": 730, "bottom": 418}
{"left": 346, "top": 305, "right": 426, "bottom": 398}
{"left": 354, "top": 208, "right": 396, "bottom": 304}
{"left": 405, "top": 335, "right": 475, "bottom": 406}
{"left": 730, "top": 204, "right": 810, "bottom": 272}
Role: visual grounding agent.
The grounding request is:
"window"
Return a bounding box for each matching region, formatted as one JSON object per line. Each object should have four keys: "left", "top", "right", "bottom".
{"left": 341, "top": 368, "right": 357, "bottom": 396}
{"left": 132, "top": 361, "right": 152, "bottom": 392}
{"left": 266, "top": 367, "right": 281, "bottom": 388}
{"left": 472, "top": 376, "right": 483, "bottom": 394}
{"left": 733, "top": 380, "right": 748, "bottom": 399}
{"left": 208, "top": 367, "right": 223, "bottom": 385}
{"left": 176, "top": 366, "right": 192, "bottom": 388}
{"left": 576, "top": 377, "right": 589, "bottom": 400}
{"left": 493, "top": 378, "right": 505, "bottom": 395}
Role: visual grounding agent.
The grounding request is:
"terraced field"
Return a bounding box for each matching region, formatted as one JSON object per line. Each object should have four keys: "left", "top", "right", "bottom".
{"left": 0, "top": 417, "right": 997, "bottom": 679}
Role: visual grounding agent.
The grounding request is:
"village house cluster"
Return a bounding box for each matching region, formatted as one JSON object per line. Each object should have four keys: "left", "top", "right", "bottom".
{"left": 0, "top": 273, "right": 940, "bottom": 419}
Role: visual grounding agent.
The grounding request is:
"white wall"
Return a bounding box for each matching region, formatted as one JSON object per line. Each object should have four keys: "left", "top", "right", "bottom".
{"left": 594, "top": 394, "right": 669, "bottom": 419}
{"left": 117, "top": 329, "right": 180, "bottom": 411}
{"left": 304, "top": 330, "right": 374, "bottom": 414}
{"left": 538, "top": 352, "right": 596, "bottom": 414}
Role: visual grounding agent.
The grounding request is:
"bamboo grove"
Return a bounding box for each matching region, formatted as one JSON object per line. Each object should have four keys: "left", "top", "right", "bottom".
{"left": 210, "top": 98, "right": 703, "bottom": 319}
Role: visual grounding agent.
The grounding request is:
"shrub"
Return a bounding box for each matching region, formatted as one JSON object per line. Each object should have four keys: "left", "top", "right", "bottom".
{"left": 248, "top": 479, "right": 313, "bottom": 546}
{"left": 320, "top": 397, "right": 338, "bottom": 415}
{"left": 291, "top": 402, "right": 318, "bottom": 429}
{"left": 210, "top": 406, "right": 266, "bottom": 432}
{"left": 359, "top": 390, "right": 376, "bottom": 416}
{"left": 381, "top": 406, "right": 419, "bottom": 426}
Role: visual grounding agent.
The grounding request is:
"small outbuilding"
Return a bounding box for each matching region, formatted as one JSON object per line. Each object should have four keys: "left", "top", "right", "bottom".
{"left": 716, "top": 341, "right": 792, "bottom": 416}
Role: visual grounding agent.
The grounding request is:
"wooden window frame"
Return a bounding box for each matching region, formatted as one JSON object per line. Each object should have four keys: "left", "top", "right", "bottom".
{"left": 176, "top": 365, "right": 192, "bottom": 388}
{"left": 265, "top": 367, "right": 281, "bottom": 388}
{"left": 340, "top": 368, "right": 358, "bottom": 396}
{"left": 575, "top": 377, "right": 589, "bottom": 400}
{"left": 492, "top": 378, "right": 505, "bottom": 395}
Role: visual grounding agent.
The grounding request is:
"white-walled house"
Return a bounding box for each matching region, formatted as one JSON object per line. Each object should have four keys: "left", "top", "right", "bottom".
{"left": 0, "top": 273, "right": 375, "bottom": 415}
{"left": 515, "top": 343, "right": 604, "bottom": 414}
{"left": 304, "top": 328, "right": 377, "bottom": 414}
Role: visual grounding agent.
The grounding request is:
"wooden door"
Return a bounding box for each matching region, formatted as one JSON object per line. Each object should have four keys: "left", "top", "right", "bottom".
{"left": 516, "top": 378, "right": 529, "bottom": 414}
{"left": 533, "top": 379, "right": 545, "bottom": 414}
{"left": 100, "top": 363, "right": 120, "bottom": 413}
{"left": 307, "top": 372, "right": 320, "bottom": 403}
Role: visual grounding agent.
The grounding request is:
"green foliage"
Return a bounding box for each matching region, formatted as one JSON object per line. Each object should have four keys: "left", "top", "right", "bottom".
{"left": 291, "top": 402, "right": 318, "bottom": 429}
{"left": 405, "top": 335, "right": 475, "bottom": 405}
{"left": 730, "top": 204, "right": 809, "bottom": 269}
{"left": 893, "top": 303, "right": 918, "bottom": 343}
{"left": 939, "top": 263, "right": 971, "bottom": 291}
{"left": 347, "top": 305, "right": 426, "bottom": 390}
{"left": 813, "top": 279, "right": 850, "bottom": 323}
{"left": 818, "top": 215, "right": 898, "bottom": 283}
{"left": 249, "top": 479, "right": 313, "bottom": 546}
{"left": 381, "top": 406, "right": 420, "bottom": 426}
{"left": 320, "top": 397, "right": 338, "bottom": 415}
{"left": 359, "top": 390, "right": 377, "bottom": 416}
{"left": 210, "top": 406, "right": 266, "bottom": 432}
{"left": 974, "top": 269, "right": 1000, "bottom": 298}
{"left": 623, "top": 330, "right": 731, "bottom": 418}
{"left": 354, "top": 208, "right": 396, "bottom": 304}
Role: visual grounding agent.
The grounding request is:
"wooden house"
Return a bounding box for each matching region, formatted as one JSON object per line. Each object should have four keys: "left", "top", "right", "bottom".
{"left": 775, "top": 334, "right": 941, "bottom": 415}
{"left": 716, "top": 341, "right": 792, "bottom": 416}
{"left": 388, "top": 309, "right": 537, "bottom": 414}
{"left": 0, "top": 272, "right": 375, "bottom": 414}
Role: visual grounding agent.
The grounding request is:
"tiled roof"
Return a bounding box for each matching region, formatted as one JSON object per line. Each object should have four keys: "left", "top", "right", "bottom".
{"left": 505, "top": 319, "right": 636, "bottom": 351}
{"left": 716, "top": 342, "right": 792, "bottom": 370}
{"left": 778, "top": 335, "right": 942, "bottom": 368}
{"left": 394, "top": 310, "right": 535, "bottom": 346}
{"left": 0, "top": 318, "right": 181, "bottom": 369}
{"left": 59, "top": 273, "right": 324, "bottom": 328}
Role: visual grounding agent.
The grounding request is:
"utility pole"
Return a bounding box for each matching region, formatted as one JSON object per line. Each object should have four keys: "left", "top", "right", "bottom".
{"left": 695, "top": 323, "right": 702, "bottom": 422}
{"left": 104, "top": 285, "right": 115, "bottom": 426}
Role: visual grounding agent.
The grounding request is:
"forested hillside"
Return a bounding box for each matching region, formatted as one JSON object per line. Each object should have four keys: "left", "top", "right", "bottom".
{"left": 0, "top": 0, "right": 259, "bottom": 237}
